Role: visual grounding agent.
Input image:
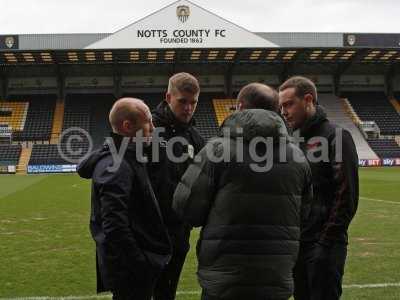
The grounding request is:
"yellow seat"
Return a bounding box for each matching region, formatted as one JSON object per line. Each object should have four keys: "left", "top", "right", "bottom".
{"left": 0, "top": 102, "right": 29, "bottom": 131}
{"left": 212, "top": 99, "right": 237, "bottom": 126}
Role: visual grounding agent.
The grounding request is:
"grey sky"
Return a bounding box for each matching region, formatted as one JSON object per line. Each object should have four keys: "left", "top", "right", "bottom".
{"left": 1, "top": 0, "right": 399, "bottom": 34}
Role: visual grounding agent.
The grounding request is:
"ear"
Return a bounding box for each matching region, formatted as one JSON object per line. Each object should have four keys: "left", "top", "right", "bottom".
{"left": 122, "top": 120, "right": 133, "bottom": 134}
{"left": 237, "top": 101, "right": 244, "bottom": 111}
{"left": 165, "top": 92, "right": 171, "bottom": 104}
{"left": 304, "top": 94, "right": 314, "bottom": 106}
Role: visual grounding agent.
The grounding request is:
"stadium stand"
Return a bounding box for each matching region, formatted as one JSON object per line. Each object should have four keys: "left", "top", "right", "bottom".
{"left": 28, "top": 94, "right": 99, "bottom": 168}
{"left": 27, "top": 92, "right": 220, "bottom": 169}
{"left": 318, "top": 94, "right": 378, "bottom": 159}
{"left": 212, "top": 98, "right": 237, "bottom": 126}
{"left": 29, "top": 142, "right": 90, "bottom": 166}
{"left": 20, "top": 90, "right": 400, "bottom": 172}
{"left": 89, "top": 94, "right": 115, "bottom": 147}
{"left": 0, "top": 101, "right": 29, "bottom": 132}
{"left": 0, "top": 144, "right": 22, "bottom": 166}
{"left": 343, "top": 92, "right": 400, "bottom": 135}
{"left": 6, "top": 95, "right": 56, "bottom": 141}
{"left": 367, "top": 138, "right": 400, "bottom": 158}
{"left": 63, "top": 94, "right": 92, "bottom": 133}
{"left": 194, "top": 93, "right": 220, "bottom": 140}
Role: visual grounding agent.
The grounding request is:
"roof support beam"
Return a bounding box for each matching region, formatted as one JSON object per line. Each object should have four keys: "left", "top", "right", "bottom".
{"left": 224, "top": 64, "right": 234, "bottom": 97}
{"left": 112, "top": 63, "right": 122, "bottom": 99}
{"left": 279, "top": 49, "right": 305, "bottom": 84}
{"left": 1, "top": 70, "right": 9, "bottom": 99}
{"left": 333, "top": 49, "right": 369, "bottom": 96}
{"left": 225, "top": 51, "right": 240, "bottom": 97}
{"left": 385, "top": 63, "right": 397, "bottom": 97}
{"left": 56, "top": 65, "right": 65, "bottom": 100}
{"left": 172, "top": 49, "right": 184, "bottom": 74}
{"left": 0, "top": 67, "right": 5, "bottom": 100}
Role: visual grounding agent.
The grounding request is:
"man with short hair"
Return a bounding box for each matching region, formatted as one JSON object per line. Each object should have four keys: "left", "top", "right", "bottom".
{"left": 77, "top": 98, "right": 171, "bottom": 300}
{"left": 279, "top": 76, "right": 359, "bottom": 300}
{"left": 237, "top": 82, "right": 280, "bottom": 113}
{"left": 150, "top": 72, "right": 205, "bottom": 300}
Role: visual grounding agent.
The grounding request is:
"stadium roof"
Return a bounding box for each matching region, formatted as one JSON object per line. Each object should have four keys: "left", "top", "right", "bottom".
{"left": 0, "top": 0, "right": 400, "bottom": 65}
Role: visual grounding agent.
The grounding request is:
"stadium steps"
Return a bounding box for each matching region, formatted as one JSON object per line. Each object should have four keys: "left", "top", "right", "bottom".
{"left": 16, "top": 146, "right": 32, "bottom": 175}
{"left": 50, "top": 100, "right": 65, "bottom": 144}
{"left": 342, "top": 98, "right": 362, "bottom": 125}
{"left": 318, "top": 94, "right": 378, "bottom": 160}
{"left": 389, "top": 98, "right": 400, "bottom": 114}
{"left": 212, "top": 99, "right": 237, "bottom": 126}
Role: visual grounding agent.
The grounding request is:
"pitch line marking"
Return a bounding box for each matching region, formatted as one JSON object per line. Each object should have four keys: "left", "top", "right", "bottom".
{"left": 1, "top": 283, "right": 400, "bottom": 299}
{"left": 360, "top": 196, "right": 400, "bottom": 205}
{"left": 343, "top": 282, "right": 400, "bottom": 289}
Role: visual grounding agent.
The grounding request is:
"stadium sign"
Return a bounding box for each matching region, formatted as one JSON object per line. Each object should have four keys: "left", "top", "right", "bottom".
{"left": 344, "top": 33, "right": 400, "bottom": 47}
{"left": 359, "top": 159, "right": 382, "bottom": 167}
{"left": 28, "top": 165, "right": 77, "bottom": 174}
{"left": 177, "top": 5, "right": 190, "bottom": 23}
{"left": 86, "top": 0, "right": 277, "bottom": 49}
{"left": 0, "top": 35, "right": 18, "bottom": 49}
{"left": 382, "top": 158, "right": 400, "bottom": 167}
{"left": 358, "top": 159, "right": 400, "bottom": 167}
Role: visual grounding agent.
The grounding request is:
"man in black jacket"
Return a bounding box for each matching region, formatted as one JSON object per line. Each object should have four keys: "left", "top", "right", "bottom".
{"left": 77, "top": 98, "right": 171, "bottom": 300}
{"left": 150, "top": 72, "right": 205, "bottom": 300}
{"left": 279, "top": 76, "right": 359, "bottom": 300}
{"left": 173, "top": 109, "right": 313, "bottom": 300}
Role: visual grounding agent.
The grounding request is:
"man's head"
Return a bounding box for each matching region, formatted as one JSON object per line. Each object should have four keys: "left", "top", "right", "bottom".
{"left": 109, "top": 97, "right": 154, "bottom": 137}
{"left": 279, "top": 76, "right": 318, "bottom": 130}
{"left": 237, "top": 83, "right": 279, "bottom": 113}
{"left": 166, "top": 72, "right": 200, "bottom": 124}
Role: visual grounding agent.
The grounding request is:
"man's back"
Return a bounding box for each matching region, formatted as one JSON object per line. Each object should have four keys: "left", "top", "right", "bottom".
{"left": 174, "top": 109, "right": 312, "bottom": 300}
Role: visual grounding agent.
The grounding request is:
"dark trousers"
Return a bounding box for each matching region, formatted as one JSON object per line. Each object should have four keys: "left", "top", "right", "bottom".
{"left": 112, "top": 290, "right": 152, "bottom": 300}
{"left": 294, "top": 242, "right": 347, "bottom": 300}
{"left": 201, "top": 291, "right": 221, "bottom": 300}
{"left": 153, "top": 251, "right": 188, "bottom": 300}
{"left": 112, "top": 283, "right": 154, "bottom": 300}
{"left": 201, "top": 290, "right": 288, "bottom": 300}
{"left": 111, "top": 267, "right": 158, "bottom": 300}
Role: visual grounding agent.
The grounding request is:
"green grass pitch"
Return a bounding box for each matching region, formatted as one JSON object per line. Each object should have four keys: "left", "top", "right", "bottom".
{"left": 0, "top": 167, "right": 399, "bottom": 299}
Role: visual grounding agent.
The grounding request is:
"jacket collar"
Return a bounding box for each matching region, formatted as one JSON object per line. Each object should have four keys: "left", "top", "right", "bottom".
{"left": 153, "top": 100, "right": 196, "bottom": 129}
{"left": 299, "top": 105, "right": 328, "bottom": 137}
{"left": 221, "top": 109, "right": 289, "bottom": 141}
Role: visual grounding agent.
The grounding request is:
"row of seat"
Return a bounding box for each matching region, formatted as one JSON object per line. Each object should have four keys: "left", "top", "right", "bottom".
{"left": 367, "top": 139, "right": 400, "bottom": 159}
{"left": 29, "top": 142, "right": 90, "bottom": 165}
{"left": 0, "top": 144, "right": 22, "bottom": 166}
{"left": 344, "top": 92, "right": 400, "bottom": 135}
{"left": 0, "top": 95, "right": 56, "bottom": 141}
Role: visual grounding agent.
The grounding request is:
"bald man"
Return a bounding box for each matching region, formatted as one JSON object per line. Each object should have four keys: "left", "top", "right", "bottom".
{"left": 237, "top": 82, "right": 280, "bottom": 113}
{"left": 77, "top": 98, "right": 172, "bottom": 300}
